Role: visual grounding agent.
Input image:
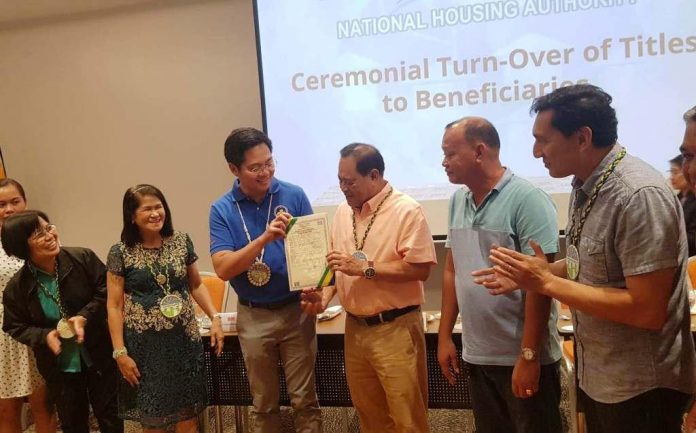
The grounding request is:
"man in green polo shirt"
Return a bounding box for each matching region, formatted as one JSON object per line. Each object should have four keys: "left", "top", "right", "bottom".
{"left": 437, "top": 116, "right": 562, "bottom": 433}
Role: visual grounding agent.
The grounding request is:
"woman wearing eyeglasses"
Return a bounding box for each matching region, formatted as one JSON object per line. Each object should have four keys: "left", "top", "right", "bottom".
{"left": 0, "top": 180, "right": 56, "bottom": 433}
{"left": 106, "top": 184, "right": 223, "bottom": 433}
{"left": 1, "top": 210, "right": 122, "bottom": 433}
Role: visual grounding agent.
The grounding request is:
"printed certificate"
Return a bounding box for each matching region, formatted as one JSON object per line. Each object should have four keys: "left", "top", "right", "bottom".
{"left": 284, "top": 213, "right": 332, "bottom": 290}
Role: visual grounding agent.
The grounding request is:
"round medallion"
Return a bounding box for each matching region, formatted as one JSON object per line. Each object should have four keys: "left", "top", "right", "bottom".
{"left": 156, "top": 274, "right": 167, "bottom": 285}
{"left": 160, "top": 294, "right": 184, "bottom": 318}
{"left": 566, "top": 244, "right": 580, "bottom": 281}
{"left": 56, "top": 318, "right": 75, "bottom": 339}
{"left": 274, "top": 205, "right": 289, "bottom": 217}
{"left": 248, "top": 261, "right": 272, "bottom": 287}
{"left": 352, "top": 250, "right": 368, "bottom": 261}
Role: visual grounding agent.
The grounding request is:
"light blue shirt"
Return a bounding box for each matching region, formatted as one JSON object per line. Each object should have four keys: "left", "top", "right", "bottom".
{"left": 446, "top": 169, "right": 561, "bottom": 366}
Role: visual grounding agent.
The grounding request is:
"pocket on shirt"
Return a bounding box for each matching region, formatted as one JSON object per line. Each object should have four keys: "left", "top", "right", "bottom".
{"left": 580, "top": 236, "right": 609, "bottom": 284}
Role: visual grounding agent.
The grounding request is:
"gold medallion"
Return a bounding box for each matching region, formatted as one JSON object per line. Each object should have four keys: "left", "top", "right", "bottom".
{"left": 56, "top": 318, "right": 75, "bottom": 339}
{"left": 248, "top": 261, "right": 272, "bottom": 287}
{"left": 159, "top": 294, "right": 183, "bottom": 318}
{"left": 352, "top": 250, "right": 368, "bottom": 261}
{"left": 566, "top": 244, "right": 580, "bottom": 281}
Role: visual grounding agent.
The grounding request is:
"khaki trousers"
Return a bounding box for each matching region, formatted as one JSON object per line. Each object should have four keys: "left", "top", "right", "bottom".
{"left": 236, "top": 301, "right": 323, "bottom": 433}
{"left": 344, "top": 309, "right": 430, "bottom": 433}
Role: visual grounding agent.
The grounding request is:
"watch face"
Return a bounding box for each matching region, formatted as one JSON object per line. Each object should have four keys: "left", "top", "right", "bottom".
{"left": 364, "top": 267, "right": 376, "bottom": 279}
{"left": 522, "top": 348, "right": 536, "bottom": 361}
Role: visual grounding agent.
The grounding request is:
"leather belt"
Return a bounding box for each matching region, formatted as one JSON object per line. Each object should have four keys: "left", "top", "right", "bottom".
{"left": 239, "top": 296, "right": 298, "bottom": 310}
{"left": 347, "top": 305, "right": 419, "bottom": 327}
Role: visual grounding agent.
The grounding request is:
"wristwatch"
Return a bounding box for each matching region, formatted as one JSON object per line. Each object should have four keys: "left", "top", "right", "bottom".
{"left": 112, "top": 347, "right": 128, "bottom": 359}
{"left": 521, "top": 347, "right": 537, "bottom": 361}
{"left": 363, "top": 260, "right": 376, "bottom": 279}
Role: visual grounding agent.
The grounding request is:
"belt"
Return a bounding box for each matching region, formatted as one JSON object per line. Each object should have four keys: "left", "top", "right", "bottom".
{"left": 347, "top": 305, "right": 419, "bottom": 327}
{"left": 238, "top": 296, "right": 298, "bottom": 310}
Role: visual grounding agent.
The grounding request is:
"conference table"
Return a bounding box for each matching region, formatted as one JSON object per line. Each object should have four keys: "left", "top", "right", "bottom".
{"left": 201, "top": 311, "right": 471, "bottom": 433}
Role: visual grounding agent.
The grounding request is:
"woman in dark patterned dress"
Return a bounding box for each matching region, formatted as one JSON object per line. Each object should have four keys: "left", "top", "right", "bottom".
{"left": 106, "top": 184, "right": 224, "bottom": 432}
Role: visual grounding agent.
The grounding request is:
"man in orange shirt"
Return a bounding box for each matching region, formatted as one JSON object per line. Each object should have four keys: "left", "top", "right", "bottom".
{"left": 302, "top": 143, "right": 437, "bottom": 433}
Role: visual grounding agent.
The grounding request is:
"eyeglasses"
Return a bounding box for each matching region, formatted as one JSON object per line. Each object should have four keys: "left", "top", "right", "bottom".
{"left": 30, "top": 224, "right": 57, "bottom": 242}
{"left": 245, "top": 158, "right": 276, "bottom": 174}
{"left": 338, "top": 177, "right": 360, "bottom": 189}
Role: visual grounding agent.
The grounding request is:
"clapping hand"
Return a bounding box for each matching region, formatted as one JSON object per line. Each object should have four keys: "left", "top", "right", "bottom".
{"left": 473, "top": 240, "right": 552, "bottom": 295}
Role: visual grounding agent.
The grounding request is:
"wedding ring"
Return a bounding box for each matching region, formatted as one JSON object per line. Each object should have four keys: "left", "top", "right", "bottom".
{"left": 525, "top": 389, "right": 533, "bottom": 396}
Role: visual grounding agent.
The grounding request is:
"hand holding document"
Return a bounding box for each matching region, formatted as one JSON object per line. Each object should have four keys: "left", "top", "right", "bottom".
{"left": 285, "top": 213, "right": 333, "bottom": 291}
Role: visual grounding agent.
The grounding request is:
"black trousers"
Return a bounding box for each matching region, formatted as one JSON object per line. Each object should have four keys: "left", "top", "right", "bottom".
{"left": 45, "top": 360, "right": 123, "bottom": 433}
{"left": 580, "top": 387, "right": 691, "bottom": 433}
{"left": 466, "top": 361, "right": 563, "bottom": 433}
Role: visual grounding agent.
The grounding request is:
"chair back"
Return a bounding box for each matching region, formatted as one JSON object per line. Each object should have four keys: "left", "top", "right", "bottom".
{"left": 687, "top": 256, "right": 696, "bottom": 291}
{"left": 200, "top": 271, "right": 227, "bottom": 312}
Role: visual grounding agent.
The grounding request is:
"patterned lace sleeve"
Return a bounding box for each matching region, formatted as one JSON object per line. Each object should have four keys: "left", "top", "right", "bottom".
{"left": 184, "top": 233, "right": 199, "bottom": 266}
{"left": 106, "top": 243, "right": 125, "bottom": 276}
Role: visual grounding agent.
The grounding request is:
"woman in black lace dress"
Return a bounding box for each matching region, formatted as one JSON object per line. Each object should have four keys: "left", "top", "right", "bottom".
{"left": 106, "top": 184, "right": 223, "bottom": 432}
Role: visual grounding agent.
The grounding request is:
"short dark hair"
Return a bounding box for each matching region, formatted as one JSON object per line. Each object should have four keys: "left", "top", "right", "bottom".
{"left": 445, "top": 117, "right": 501, "bottom": 149}
{"left": 530, "top": 84, "right": 618, "bottom": 148}
{"left": 0, "top": 178, "right": 26, "bottom": 201}
{"left": 1, "top": 210, "right": 50, "bottom": 260}
{"left": 670, "top": 155, "right": 684, "bottom": 166}
{"left": 684, "top": 106, "right": 696, "bottom": 123}
{"left": 224, "top": 127, "right": 273, "bottom": 167}
{"left": 120, "top": 184, "right": 174, "bottom": 247}
{"left": 339, "top": 143, "right": 385, "bottom": 176}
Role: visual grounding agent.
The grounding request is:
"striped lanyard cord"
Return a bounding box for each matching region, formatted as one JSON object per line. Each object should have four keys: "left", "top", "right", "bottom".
{"left": 235, "top": 193, "right": 274, "bottom": 263}
{"left": 568, "top": 148, "right": 626, "bottom": 247}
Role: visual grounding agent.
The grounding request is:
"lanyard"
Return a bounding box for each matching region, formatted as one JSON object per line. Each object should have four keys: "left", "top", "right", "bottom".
{"left": 352, "top": 187, "right": 393, "bottom": 252}
{"left": 31, "top": 261, "right": 67, "bottom": 320}
{"left": 235, "top": 193, "right": 274, "bottom": 263}
{"left": 568, "top": 148, "right": 626, "bottom": 246}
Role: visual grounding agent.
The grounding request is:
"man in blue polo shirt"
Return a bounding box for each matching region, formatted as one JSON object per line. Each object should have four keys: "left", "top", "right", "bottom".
{"left": 209, "top": 127, "right": 322, "bottom": 433}
{"left": 437, "top": 117, "right": 562, "bottom": 433}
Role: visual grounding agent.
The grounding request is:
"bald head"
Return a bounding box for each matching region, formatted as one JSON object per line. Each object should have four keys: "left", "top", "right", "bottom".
{"left": 445, "top": 116, "right": 501, "bottom": 150}
{"left": 442, "top": 116, "right": 504, "bottom": 188}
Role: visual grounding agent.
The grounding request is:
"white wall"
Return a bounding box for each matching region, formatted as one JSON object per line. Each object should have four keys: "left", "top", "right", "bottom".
{"left": 0, "top": 0, "right": 261, "bottom": 270}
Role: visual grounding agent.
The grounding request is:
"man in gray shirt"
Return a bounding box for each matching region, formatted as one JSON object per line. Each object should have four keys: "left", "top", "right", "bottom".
{"left": 476, "top": 84, "right": 696, "bottom": 432}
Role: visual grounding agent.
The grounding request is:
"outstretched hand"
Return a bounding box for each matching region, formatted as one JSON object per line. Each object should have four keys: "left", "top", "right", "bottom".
{"left": 471, "top": 266, "right": 520, "bottom": 295}
{"left": 488, "top": 240, "right": 552, "bottom": 293}
{"left": 472, "top": 240, "right": 553, "bottom": 295}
